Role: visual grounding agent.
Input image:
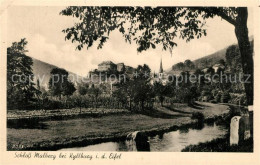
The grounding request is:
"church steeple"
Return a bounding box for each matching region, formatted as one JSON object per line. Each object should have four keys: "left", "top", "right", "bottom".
{"left": 159, "top": 57, "right": 163, "bottom": 73}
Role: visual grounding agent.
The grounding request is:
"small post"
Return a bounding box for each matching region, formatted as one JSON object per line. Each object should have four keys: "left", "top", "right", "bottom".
{"left": 230, "top": 116, "right": 241, "bottom": 145}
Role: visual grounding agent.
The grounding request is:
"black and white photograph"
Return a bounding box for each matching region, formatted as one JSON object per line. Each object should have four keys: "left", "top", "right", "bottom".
{"left": 1, "top": 1, "right": 259, "bottom": 164}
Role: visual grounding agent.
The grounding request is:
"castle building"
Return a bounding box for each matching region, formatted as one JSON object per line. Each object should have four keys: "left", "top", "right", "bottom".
{"left": 117, "top": 63, "right": 125, "bottom": 72}
{"left": 98, "top": 61, "right": 117, "bottom": 71}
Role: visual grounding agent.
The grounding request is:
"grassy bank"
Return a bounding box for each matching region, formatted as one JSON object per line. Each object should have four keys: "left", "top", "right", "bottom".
{"left": 7, "top": 102, "right": 229, "bottom": 151}
{"left": 7, "top": 108, "right": 129, "bottom": 120}
{"left": 182, "top": 136, "right": 253, "bottom": 152}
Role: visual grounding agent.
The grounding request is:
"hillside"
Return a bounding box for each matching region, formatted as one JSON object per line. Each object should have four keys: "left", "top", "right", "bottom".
{"left": 167, "top": 36, "right": 253, "bottom": 73}
{"left": 31, "top": 57, "right": 82, "bottom": 88}
{"left": 167, "top": 47, "right": 227, "bottom": 75}
{"left": 192, "top": 48, "right": 226, "bottom": 69}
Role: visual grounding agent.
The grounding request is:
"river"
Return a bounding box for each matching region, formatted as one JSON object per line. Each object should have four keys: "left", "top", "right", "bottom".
{"left": 59, "top": 122, "right": 228, "bottom": 152}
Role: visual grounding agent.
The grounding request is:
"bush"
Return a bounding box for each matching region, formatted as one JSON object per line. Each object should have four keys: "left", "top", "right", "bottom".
{"left": 191, "top": 112, "right": 205, "bottom": 121}
{"left": 44, "top": 100, "right": 64, "bottom": 110}
{"left": 210, "top": 100, "right": 217, "bottom": 104}
{"left": 215, "top": 105, "right": 241, "bottom": 126}
{"left": 229, "top": 93, "right": 247, "bottom": 105}
{"left": 214, "top": 92, "right": 222, "bottom": 103}
{"left": 221, "top": 92, "right": 230, "bottom": 103}
{"left": 201, "top": 90, "right": 211, "bottom": 96}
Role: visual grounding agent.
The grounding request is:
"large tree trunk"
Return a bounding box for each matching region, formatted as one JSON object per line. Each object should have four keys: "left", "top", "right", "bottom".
{"left": 235, "top": 7, "right": 254, "bottom": 106}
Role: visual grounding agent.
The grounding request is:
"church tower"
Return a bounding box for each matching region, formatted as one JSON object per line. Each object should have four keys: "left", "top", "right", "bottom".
{"left": 159, "top": 57, "right": 163, "bottom": 78}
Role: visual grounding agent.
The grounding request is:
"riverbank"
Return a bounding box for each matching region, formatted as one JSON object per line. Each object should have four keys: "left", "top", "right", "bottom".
{"left": 7, "top": 102, "right": 230, "bottom": 151}
{"left": 182, "top": 136, "right": 253, "bottom": 152}
{"left": 181, "top": 104, "right": 253, "bottom": 152}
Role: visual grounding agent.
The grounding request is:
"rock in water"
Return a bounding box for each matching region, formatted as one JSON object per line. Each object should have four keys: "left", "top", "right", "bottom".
{"left": 126, "top": 131, "right": 150, "bottom": 151}
{"left": 126, "top": 131, "right": 138, "bottom": 151}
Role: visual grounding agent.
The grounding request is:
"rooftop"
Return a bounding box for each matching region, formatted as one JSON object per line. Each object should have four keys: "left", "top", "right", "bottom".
{"left": 98, "top": 61, "right": 115, "bottom": 66}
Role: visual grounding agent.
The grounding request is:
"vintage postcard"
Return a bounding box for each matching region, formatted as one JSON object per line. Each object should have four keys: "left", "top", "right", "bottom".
{"left": 0, "top": 0, "right": 259, "bottom": 164}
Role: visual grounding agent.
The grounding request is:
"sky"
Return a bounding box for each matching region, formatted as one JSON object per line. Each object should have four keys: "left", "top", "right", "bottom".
{"left": 6, "top": 6, "right": 254, "bottom": 76}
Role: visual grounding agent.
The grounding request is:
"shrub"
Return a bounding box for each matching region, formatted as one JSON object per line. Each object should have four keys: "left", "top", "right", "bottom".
{"left": 221, "top": 92, "right": 231, "bottom": 103}
{"left": 229, "top": 93, "right": 247, "bottom": 106}
{"left": 214, "top": 92, "right": 222, "bottom": 103}
{"left": 201, "top": 90, "right": 208, "bottom": 96}
{"left": 44, "top": 100, "right": 64, "bottom": 110}
{"left": 191, "top": 112, "right": 205, "bottom": 121}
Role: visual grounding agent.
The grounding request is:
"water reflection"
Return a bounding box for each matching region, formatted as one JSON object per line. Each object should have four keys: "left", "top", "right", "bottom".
{"left": 59, "top": 123, "right": 227, "bottom": 152}
{"left": 179, "top": 128, "right": 189, "bottom": 134}
{"left": 149, "top": 123, "right": 227, "bottom": 151}
{"left": 158, "top": 133, "right": 164, "bottom": 139}
{"left": 60, "top": 141, "right": 128, "bottom": 151}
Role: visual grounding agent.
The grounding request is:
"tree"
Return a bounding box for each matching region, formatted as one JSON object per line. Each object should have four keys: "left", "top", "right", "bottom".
{"left": 74, "top": 82, "right": 89, "bottom": 112}
{"left": 88, "top": 85, "right": 102, "bottom": 108}
{"left": 48, "top": 68, "right": 76, "bottom": 99}
{"left": 135, "top": 64, "right": 151, "bottom": 79}
{"left": 132, "top": 79, "right": 153, "bottom": 110}
{"left": 194, "top": 69, "right": 203, "bottom": 76}
{"left": 153, "top": 81, "right": 168, "bottom": 106}
{"left": 175, "top": 71, "right": 199, "bottom": 104}
{"left": 226, "top": 44, "right": 242, "bottom": 73}
{"left": 7, "top": 38, "right": 38, "bottom": 110}
{"left": 72, "top": 94, "right": 85, "bottom": 113}
{"left": 112, "top": 86, "right": 128, "bottom": 107}
{"left": 60, "top": 7, "right": 253, "bottom": 106}
{"left": 63, "top": 81, "right": 76, "bottom": 96}
{"left": 133, "top": 64, "right": 153, "bottom": 110}
{"left": 114, "top": 64, "right": 153, "bottom": 111}
{"left": 77, "top": 82, "right": 89, "bottom": 95}
{"left": 113, "top": 79, "right": 135, "bottom": 110}
{"left": 35, "top": 78, "right": 43, "bottom": 109}
{"left": 218, "top": 59, "right": 226, "bottom": 66}
{"left": 225, "top": 43, "right": 253, "bottom": 94}
{"left": 184, "top": 59, "right": 195, "bottom": 70}
{"left": 206, "top": 67, "right": 215, "bottom": 76}
{"left": 173, "top": 62, "right": 185, "bottom": 70}
{"left": 36, "top": 86, "right": 49, "bottom": 112}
